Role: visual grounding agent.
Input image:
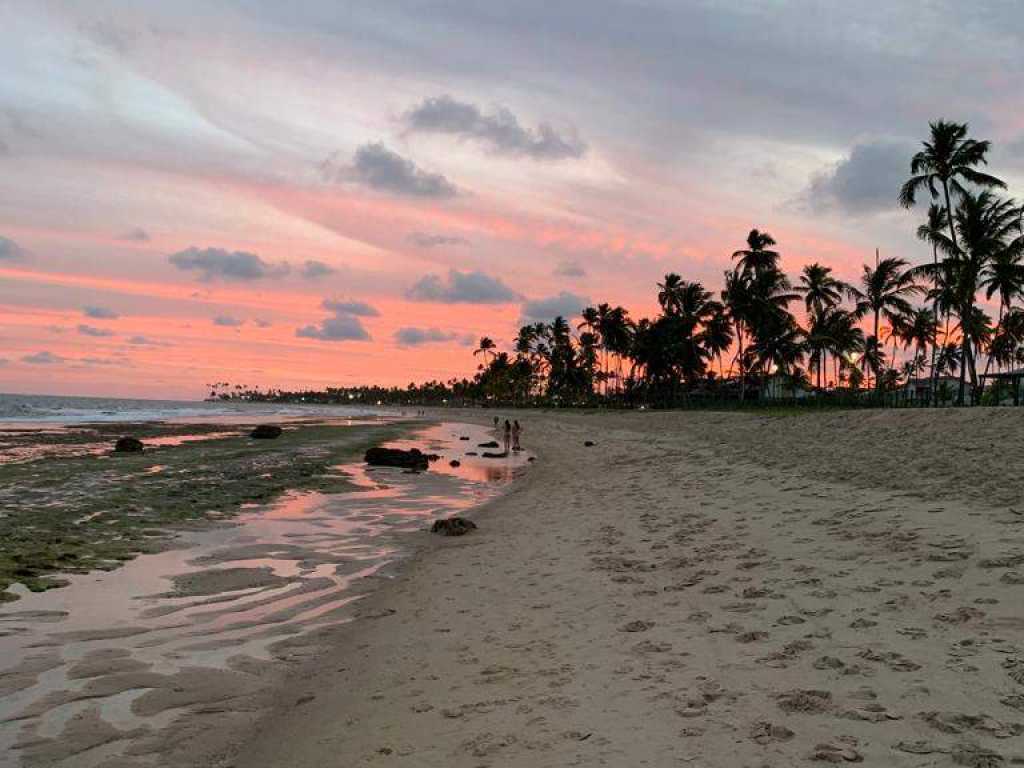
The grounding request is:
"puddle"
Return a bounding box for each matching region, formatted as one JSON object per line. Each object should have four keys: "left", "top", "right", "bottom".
{"left": 0, "top": 421, "right": 529, "bottom": 767}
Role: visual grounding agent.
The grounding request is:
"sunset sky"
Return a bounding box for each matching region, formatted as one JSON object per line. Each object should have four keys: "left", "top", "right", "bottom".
{"left": 1, "top": 1, "right": 1023, "bottom": 399}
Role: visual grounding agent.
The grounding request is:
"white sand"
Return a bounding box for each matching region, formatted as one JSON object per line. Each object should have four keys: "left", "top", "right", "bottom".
{"left": 225, "top": 409, "right": 1024, "bottom": 767}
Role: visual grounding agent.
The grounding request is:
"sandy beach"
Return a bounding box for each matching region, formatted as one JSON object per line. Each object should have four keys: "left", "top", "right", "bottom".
{"left": 220, "top": 408, "right": 1024, "bottom": 768}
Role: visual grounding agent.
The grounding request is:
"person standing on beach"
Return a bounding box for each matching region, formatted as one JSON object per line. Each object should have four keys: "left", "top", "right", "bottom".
{"left": 503, "top": 419, "right": 512, "bottom": 454}
{"left": 512, "top": 420, "right": 522, "bottom": 451}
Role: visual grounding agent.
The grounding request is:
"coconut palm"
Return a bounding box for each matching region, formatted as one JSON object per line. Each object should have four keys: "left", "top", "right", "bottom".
{"left": 939, "top": 192, "right": 1024, "bottom": 402}
{"left": 900, "top": 119, "right": 1006, "bottom": 254}
{"left": 732, "top": 229, "right": 780, "bottom": 276}
{"left": 799, "top": 263, "right": 847, "bottom": 317}
{"left": 915, "top": 203, "right": 950, "bottom": 404}
{"left": 898, "top": 307, "right": 938, "bottom": 379}
{"left": 702, "top": 311, "right": 734, "bottom": 377}
{"left": 473, "top": 336, "right": 496, "bottom": 366}
{"left": 599, "top": 306, "right": 633, "bottom": 395}
{"left": 848, "top": 253, "right": 919, "bottom": 392}
{"left": 657, "top": 273, "right": 686, "bottom": 315}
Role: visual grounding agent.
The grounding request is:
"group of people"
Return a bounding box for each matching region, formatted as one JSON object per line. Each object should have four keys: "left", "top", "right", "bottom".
{"left": 493, "top": 416, "right": 522, "bottom": 454}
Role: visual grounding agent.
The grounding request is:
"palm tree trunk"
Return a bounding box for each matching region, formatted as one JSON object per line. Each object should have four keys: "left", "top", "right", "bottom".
{"left": 927, "top": 244, "right": 941, "bottom": 407}
{"left": 980, "top": 301, "right": 1005, "bottom": 401}
{"left": 873, "top": 310, "right": 881, "bottom": 395}
{"left": 957, "top": 319, "right": 968, "bottom": 406}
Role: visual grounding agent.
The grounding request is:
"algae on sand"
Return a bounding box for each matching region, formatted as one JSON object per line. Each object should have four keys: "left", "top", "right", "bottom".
{"left": 0, "top": 420, "right": 410, "bottom": 601}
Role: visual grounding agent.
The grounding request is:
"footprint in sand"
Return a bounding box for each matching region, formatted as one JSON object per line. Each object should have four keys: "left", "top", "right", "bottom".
{"left": 749, "top": 720, "right": 794, "bottom": 744}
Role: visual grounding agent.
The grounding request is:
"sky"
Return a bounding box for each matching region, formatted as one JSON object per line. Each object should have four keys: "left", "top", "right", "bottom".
{"left": 1, "top": 0, "right": 1023, "bottom": 399}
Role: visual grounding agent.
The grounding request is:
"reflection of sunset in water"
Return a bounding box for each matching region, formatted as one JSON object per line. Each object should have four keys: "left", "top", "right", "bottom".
{"left": 0, "top": 421, "right": 529, "bottom": 762}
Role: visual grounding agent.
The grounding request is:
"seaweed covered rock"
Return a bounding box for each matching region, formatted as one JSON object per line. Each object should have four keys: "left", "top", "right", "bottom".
{"left": 364, "top": 447, "right": 429, "bottom": 470}
{"left": 478, "top": 440, "right": 500, "bottom": 448}
{"left": 481, "top": 451, "right": 508, "bottom": 458}
{"left": 250, "top": 425, "right": 283, "bottom": 439}
{"left": 431, "top": 517, "right": 477, "bottom": 536}
{"left": 114, "top": 436, "right": 144, "bottom": 453}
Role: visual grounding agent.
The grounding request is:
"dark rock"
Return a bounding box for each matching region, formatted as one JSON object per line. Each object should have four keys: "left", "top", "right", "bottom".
{"left": 527, "top": 456, "right": 536, "bottom": 462}
{"left": 481, "top": 451, "right": 508, "bottom": 458}
{"left": 459, "top": 436, "right": 470, "bottom": 441}
{"left": 584, "top": 440, "right": 597, "bottom": 447}
{"left": 449, "top": 460, "right": 461, "bottom": 467}
{"left": 114, "top": 437, "right": 144, "bottom": 453}
{"left": 364, "top": 447, "right": 429, "bottom": 470}
{"left": 465, "top": 451, "right": 478, "bottom": 456}
{"left": 425, "top": 453, "right": 441, "bottom": 462}
{"left": 478, "top": 440, "right": 500, "bottom": 448}
{"left": 250, "top": 425, "right": 283, "bottom": 439}
{"left": 431, "top": 517, "right": 477, "bottom": 536}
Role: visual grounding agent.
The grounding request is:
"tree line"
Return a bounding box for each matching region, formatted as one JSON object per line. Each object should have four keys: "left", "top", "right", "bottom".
{"left": 465, "top": 120, "right": 1023, "bottom": 407}
{"left": 214, "top": 120, "right": 1023, "bottom": 409}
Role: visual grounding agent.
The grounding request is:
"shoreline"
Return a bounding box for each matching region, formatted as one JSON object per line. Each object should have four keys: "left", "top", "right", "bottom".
{"left": 0, "top": 416, "right": 412, "bottom": 601}
{"left": 0, "top": 418, "right": 531, "bottom": 767}
{"left": 222, "top": 408, "right": 1024, "bottom": 768}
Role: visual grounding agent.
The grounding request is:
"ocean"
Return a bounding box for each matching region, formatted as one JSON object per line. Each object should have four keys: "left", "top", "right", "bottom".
{"left": 0, "top": 392, "right": 390, "bottom": 424}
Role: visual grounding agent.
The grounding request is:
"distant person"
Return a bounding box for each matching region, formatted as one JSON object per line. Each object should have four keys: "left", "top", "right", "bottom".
{"left": 493, "top": 416, "right": 500, "bottom": 430}
{"left": 503, "top": 419, "right": 512, "bottom": 454}
{"left": 512, "top": 420, "right": 522, "bottom": 451}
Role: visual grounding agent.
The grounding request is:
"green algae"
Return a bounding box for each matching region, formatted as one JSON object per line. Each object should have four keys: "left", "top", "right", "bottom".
{"left": 0, "top": 420, "right": 413, "bottom": 601}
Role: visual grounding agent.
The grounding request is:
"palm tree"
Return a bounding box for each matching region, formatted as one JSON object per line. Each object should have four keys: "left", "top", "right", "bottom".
{"left": 702, "top": 311, "right": 734, "bottom": 378}
{"left": 940, "top": 191, "right": 1024, "bottom": 402}
{"left": 799, "top": 263, "right": 847, "bottom": 317}
{"left": 657, "top": 273, "right": 685, "bottom": 315}
{"left": 848, "top": 252, "right": 920, "bottom": 392}
{"left": 732, "top": 229, "right": 780, "bottom": 276}
{"left": 600, "top": 306, "right": 633, "bottom": 395}
{"left": 898, "top": 307, "right": 938, "bottom": 387}
{"left": 473, "top": 336, "right": 496, "bottom": 367}
{"left": 916, "top": 203, "right": 949, "bottom": 404}
{"left": 722, "top": 268, "right": 752, "bottom": 399}
{"left": 900, "top": 119, "right": 1006, "bottom": 255}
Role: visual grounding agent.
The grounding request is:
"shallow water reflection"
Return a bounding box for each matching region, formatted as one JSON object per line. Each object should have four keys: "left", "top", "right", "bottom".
{"left": 0, "top": 420, "right": 526, "bottom": 768}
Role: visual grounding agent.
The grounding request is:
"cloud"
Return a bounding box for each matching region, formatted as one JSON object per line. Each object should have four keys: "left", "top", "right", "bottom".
{"left": 119, "top": 227, "right": 150, "bottom": 242}
{"left": 0, "top": 358, "right": 7, "bottom": 366}
{"left": 296, "top": 315, "right": 370, "bottom": 342}
{"left": 407, "top": 231, "right": 470, "bottom": 248}
{"left": 323, "top": 143, "right": 457, "bottom": 198}
{"left": 403, "top": 95, "right": 586, "bottom": 160}
{"left": 126, "top": 335, "right": 171, "bottom": 346}
{"left": 804, "top": 139, "right": 915, "bottom": 215}
{"left": 80, "top": 356, "right": 131, "bottom": 367}
{"left": 394, "top": 327, "right": 474, "bottom": 347}
{"left": 83, "top": 305, "right": 120, "bottom": 319}
{"left": 520, "top": 291, "right": 591, "bottom": 323}
{"left": 213, "top": 315, "right": 243, "bottom": 327}
{"left": 406, "top": 269, "right": 519, "bottom": 304}
{"left": 22, "top": 351, "right": 64, "bottom": 365}
{"left": 554, "top": 260, "right": 586, "bottom": 277}
{"left": 295, "top": 298, "right": 374, "bottom": 342}
{"left": 0, "top": 235, "right": 26, "bottom": 261}
{"left": 321, "top": 298, "right": 379, "bottom": 317}
{"left": 77, "top": 324, "right": 116, "bottom": 337}
{"left": 168, "top": 247, "right": 289, "bottom": 281}
{"left": 301, "top": 259, "right": 336, "bottom": 279}
{"left": 255, "top": 319, "right": 273, "bottom": 328}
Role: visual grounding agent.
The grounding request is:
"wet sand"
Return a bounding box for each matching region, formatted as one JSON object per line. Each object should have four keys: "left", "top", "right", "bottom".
{"left": 225, "top": 408, "right": 1024, "bottom": 768}
{"left": 0, "top": 421, "right": 530, "bottom": 767}
{"left": 0, "top": 417, "right": 407, "bottom": 599}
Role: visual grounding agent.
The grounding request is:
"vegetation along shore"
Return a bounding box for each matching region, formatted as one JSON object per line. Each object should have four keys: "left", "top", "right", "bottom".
{"left": 209, "top": 121, "right": 1024, "bottom": 411}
